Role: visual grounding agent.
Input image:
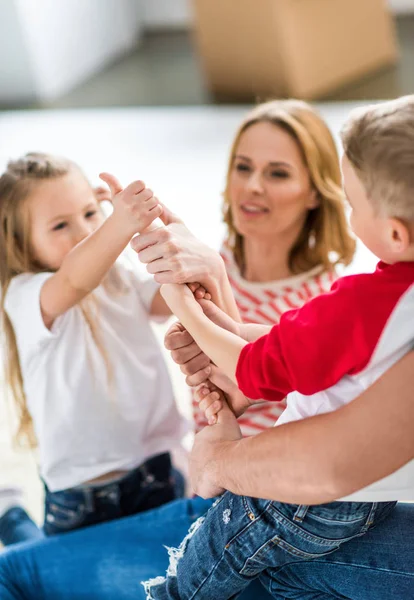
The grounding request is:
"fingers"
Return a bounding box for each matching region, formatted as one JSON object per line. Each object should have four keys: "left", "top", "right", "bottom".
{"left": 198, "top": 389, "right": 223, "bottom": 425}
{"left": 185, "top": 366, "right": 211, "bottom": 387}
{"left": 179, "top": 352, "right": 211, "bottom": 376}
{"left": 99, "top": 173, "right": 123, "bottom": 198}
{"left": 195, "top": 288, "right": 212, "bottom": 300}
{"left": 188, "top": 282, "right": 212, "bottom": 301}
{"left": 170, "top": 341, "right": 203, "bottom": 364}
{"left": 165, "top": 329, "right": 194, "bottom": 351}
{"left": 158, "top": 202, "right": 183, "bottom": 226}
{"left": 131, "top": 227, "right": 168, "bottom": 254}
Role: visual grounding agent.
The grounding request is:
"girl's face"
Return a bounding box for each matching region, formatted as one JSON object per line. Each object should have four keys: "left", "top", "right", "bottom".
{"left": 228, "top": 122, "right": 318, "bottom": 242}
{"left": 28, "top": 171, "right": 105, "bottom": 271}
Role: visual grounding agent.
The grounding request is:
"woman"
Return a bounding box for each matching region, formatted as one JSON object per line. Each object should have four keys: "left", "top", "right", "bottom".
{"left": 0, "top": 101, "right": 412, "bottom": 599}
{"left": 135, "top": 99, "right": 355, "bottom": 436}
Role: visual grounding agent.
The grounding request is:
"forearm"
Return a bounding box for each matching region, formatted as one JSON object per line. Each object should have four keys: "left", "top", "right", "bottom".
{"left": 239, "top": 323, "right": 272, "bottom": 341}
{"left": 177, "top": 302, "right": 246, "bottom": 381}
{"left": 204, "top": 257, "right": 241, "bottom": 321}
{"left": 59, "top": 214, "right": 130, "bottom": 294}
{"left": 207, "top": 351, "right": 414, "bottom": 504}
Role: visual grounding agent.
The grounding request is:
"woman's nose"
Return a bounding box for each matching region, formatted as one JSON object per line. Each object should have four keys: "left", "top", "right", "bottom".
{"left": 247, "top": 172, "right": 264, "bottom": 194}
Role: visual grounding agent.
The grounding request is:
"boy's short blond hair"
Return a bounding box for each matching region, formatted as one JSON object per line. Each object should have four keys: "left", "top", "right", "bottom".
{"left": 341, "top": 95, "right": 414, "bottom": 221}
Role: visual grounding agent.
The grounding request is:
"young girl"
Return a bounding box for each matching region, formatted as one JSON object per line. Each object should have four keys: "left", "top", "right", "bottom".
{"left": 0, "top": 152, "right": 190, "bottom": 539}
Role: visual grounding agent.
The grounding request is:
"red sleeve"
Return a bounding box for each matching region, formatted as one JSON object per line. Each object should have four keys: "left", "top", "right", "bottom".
{"left": 236, "top": 265, "right": 413, "bottom": 401}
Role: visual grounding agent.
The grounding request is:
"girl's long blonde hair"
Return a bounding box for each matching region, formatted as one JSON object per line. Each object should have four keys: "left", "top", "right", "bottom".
{"left": 0, "top": 153, "right": 109, "bottom": 447}
{"left": 223, "top": 99, "right": 356, "bottom": 274}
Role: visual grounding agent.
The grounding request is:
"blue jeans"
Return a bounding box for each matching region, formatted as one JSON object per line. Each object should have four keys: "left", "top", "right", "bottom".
{"left": 146, "top": 492, "right": 396, "bottom": 599}
{"left": 0, "top": 453, "right": 183, "bottom": 547}
{"left": 43, "top": 452, "right": 177, "bottom": 536}
{"left": 0, "top": 497, "right": 412, "bottom": 599}
{"left": 0, "top": 508, "right": 44, "bottom": 546}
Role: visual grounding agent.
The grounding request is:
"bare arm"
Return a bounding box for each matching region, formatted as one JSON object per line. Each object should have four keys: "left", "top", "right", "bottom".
{"left": 41, "top": 177, "right": 161, "bottom": 328}
{"left": 161, "top": 283, "right": 246, "bottom": 381}
{"left": 192, "top": 351, "right": 414, "bottom": 504}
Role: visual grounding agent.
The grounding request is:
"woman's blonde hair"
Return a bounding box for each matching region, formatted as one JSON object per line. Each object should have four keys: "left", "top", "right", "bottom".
{"left": 223, "top": 99, "right": 356, "bottom": 274}
{"left": 0, "top": 152, "right": 109, "bottom": 447}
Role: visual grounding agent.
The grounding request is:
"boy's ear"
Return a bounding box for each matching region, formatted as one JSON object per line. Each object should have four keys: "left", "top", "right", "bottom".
{"left": 389, "top": 218, "right": 411, "bottom": 253}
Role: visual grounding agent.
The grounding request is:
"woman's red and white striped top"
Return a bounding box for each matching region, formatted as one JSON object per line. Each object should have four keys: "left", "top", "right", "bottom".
{"left": 192, "top": 244, "right": 338, "bottom": 437}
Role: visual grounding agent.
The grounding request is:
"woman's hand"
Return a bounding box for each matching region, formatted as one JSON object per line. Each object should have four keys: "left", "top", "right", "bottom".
{"left": 130, "top": 205, "right": 224, "bottom": 287}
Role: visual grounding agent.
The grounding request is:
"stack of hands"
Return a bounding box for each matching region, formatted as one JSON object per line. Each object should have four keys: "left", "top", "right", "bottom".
{"left": 94, "top": 180, "right": 247, "bottom": 497}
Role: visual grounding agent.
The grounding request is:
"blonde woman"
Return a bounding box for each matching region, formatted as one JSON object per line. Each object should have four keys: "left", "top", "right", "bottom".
{"left": 136, "top": 100, "right": 355, "bottom": 435}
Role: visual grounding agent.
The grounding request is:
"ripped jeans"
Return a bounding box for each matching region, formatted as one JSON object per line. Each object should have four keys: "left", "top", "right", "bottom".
{"left": 144, "top": 491, "right": 396, "bottom": 600}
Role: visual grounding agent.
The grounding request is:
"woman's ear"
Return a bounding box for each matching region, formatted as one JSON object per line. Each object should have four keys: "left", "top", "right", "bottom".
{"left": 307, "top": 187, "right": 320, "bottom": 210}
{"left": 389, "top": 218, "right": 411, "bottom": 254}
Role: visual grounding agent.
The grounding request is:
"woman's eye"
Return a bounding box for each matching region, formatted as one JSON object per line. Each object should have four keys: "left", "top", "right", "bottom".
{"left": 270, "top": 170, "right": 289, "bottom": 179}
{"left": 85, "top": 210, "right": 97, "bottom": 218}
{"left": 235, "top": 163, "right": 250, "bottom": 173}
{"left": 52, "top": 222, "right": 66, "bottom": 231}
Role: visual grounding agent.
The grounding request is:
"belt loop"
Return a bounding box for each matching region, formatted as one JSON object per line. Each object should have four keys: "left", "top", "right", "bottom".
{"left": 83, "top": 488, "right": 95, "bottom": 513}
{"left": 293, "top": 504, "right": 309, "bottom": 522}
{"left": 362, "top": 502, "right": 377, "bottom": 532}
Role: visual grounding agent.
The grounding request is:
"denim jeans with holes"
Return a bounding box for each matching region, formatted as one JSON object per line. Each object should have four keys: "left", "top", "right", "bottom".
{"left": 146, "top": 491, "right": 396, "bottom": 600}
{"left": 44, "top": 452, "right": 179, "bottom": 536}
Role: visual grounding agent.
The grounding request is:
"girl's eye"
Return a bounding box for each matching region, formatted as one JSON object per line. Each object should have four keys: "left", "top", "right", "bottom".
{"left": 235, "top": 163, "right": 250, "bottom": 173}
{"left": 52, "top": 222, "right": 66, "bottom": 231}
{"left": 270, "top": 170, "right": 289, "bottom": 179}
{"left": 85, "top": 210, "right": 97, "bottom": 218}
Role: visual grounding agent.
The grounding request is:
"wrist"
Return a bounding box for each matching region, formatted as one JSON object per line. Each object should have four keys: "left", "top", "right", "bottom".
{"left": 107, "top": 212, "right": 139, "bottom": 242}
{"left": 207, "top": 439, "right": 238, "bottom": 491}
{"left": 203, "top": 254, "right": 225, "bottom": 289}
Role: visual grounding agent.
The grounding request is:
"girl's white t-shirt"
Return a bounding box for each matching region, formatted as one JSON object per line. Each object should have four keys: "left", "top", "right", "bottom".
{"left": 5, "top": 264, "right": 186, "bottom": 492}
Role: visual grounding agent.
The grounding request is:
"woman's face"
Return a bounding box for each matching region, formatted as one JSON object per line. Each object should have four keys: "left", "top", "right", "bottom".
{"left": 228, "top": 121, "right": 318, "bottom": 242}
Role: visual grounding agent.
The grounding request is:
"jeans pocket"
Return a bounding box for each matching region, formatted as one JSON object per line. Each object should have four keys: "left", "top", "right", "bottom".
{"left": 240, "top": 532, "right": 340, "bottom": 577}
{"left": 44, "top": 496, "right": 86, "bottom": 535}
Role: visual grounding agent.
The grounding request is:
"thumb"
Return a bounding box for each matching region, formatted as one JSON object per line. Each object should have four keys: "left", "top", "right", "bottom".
{"left": 198, "top": 299, "right": 237, "bottom": 334}
{"left": 99, "top": 172, "right": 123, "bottom": 200}
{"left": 158, "top": 202, "right": 183, "bottom": 226}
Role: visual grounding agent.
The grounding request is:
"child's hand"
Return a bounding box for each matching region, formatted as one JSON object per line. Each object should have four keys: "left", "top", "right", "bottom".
{"left": 99, "top": 173, "right": 163, "bottom": 237}
{"left": 160, "top": 283, "right": 202, "bottom": 316}
{"left": 195, "top": 365, "right": 252, "bottom": 420}
{"left": 187, "top": 282, "right": 212, "bottom": 301}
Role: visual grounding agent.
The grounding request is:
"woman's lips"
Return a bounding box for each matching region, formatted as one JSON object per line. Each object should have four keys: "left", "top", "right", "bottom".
{"left": 239, "top": 203, "right": 269, "bottom": 217}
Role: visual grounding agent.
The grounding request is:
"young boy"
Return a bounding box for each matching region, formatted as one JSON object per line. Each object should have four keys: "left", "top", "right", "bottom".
{"left": 145, "top": 96, "right": 414, "bottom": 600}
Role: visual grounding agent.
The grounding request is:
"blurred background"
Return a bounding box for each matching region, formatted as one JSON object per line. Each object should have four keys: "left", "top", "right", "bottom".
{"left": 1, "top": 0, "right": 414, "bottom": 527}
{"left": 1, "top": 0, "right": 413, "bottom": 109}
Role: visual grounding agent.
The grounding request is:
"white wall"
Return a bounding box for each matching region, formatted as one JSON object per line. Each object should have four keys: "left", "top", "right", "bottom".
{"left": 0, "top": 1, "right": 37, "bottom": 104}
{"left": 0, "top": 0, "right": 144, "bottom": 104}
{"left": 142, "top": 0, "right": 191, "bottom": 29}
{"left": 388, "top": 0, "right": 414, "bottom": 14}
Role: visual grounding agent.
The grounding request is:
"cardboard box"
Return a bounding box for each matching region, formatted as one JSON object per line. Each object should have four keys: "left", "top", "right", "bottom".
{"left": 192, "top": 0, "right": 399, "bottom": 100}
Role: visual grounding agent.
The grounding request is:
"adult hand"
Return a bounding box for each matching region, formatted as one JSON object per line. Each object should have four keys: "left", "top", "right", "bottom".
{"left": 164, "top": 321, "right": 211, "bottom": 386}
{"left": 130, "top": 205, "right": 223, "bottom": 287}
{"left": 189, "top": 401, "right": 242, "bottom": 498}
